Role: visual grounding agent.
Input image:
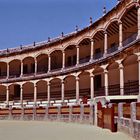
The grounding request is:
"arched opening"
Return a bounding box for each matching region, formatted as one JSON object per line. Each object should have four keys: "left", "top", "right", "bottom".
{"left": 93, "top": 67, "right": 105, "bottom": 97}
{"left": 106, "top": 21, "right": 119, "bottom": 54}
{"left": 9, "top": 84, "right": 20, "bottom": 101}
{"left": 64, "top": 75, "right": 76, "bottom": 100}
{"left": 93, "top": 30, "right": 104, "bottom": 59}
{"left": 37, "top": 54, "right": 48, "bottom": 73}
{"left": 79, "top": 38, "right": 91, "bottom": 64}
{"left": 65, "top": 45, "right": 77, "bottom": 67}
{"left": 36, "top": 80, "right": 47, "bottom": 101}
{"left": 123, "top": 54, "right": 138, "bottom": 95}
{"left": 23, "top": 82, "right": 34, "bottom": 101}
{"left": 108, "top": 62, "right": 120, "bottom": 95}
{"left": 9, "top": 59, "right": 21, "bottom": 78}
{"left": 50, "top": 78, "right": 61, "bottom": 101}
{"left": 79, "top": 72, "right": 90, "bottom": 99}
{"left": 0, "top": 85, "right": 6, "bottom": 101}
{"left": 0, "top": 62, "right": 7, "bottom": 79}
{"left": 121, "top": 6, "right": 137, "bottom": 46}
{"left": 50, "top": 50, "right": 62, "bottom": 71}
{"left": 23, "top": 57, "right": 35, "bottom": 75}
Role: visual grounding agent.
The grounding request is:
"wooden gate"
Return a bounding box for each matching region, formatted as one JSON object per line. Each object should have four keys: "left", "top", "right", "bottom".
{"left": 97, "top": 102, "right": 117, "bottom": 132}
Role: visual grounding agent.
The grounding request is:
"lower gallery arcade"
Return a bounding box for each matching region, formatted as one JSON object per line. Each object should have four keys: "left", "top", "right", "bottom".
{"left": 0, "top": 52, "right": 139, "bottom": 107}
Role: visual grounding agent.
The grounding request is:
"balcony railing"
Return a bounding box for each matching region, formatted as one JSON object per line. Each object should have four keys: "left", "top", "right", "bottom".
{"left": 94, "top": 52, "right": 103, "bottom": 60}
{"left": 79, "top": 56, "right": 90, "bottom": 64}
{"left": 122, "top": 33, "right": 137, "bottom": 47}
{"left": 107, "top": 44, "right": 118, "bottom": 54}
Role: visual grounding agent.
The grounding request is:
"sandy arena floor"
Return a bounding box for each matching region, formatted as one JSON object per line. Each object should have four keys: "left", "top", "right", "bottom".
{"left": 0, "top": 120, "right": 134, "bottom": 140}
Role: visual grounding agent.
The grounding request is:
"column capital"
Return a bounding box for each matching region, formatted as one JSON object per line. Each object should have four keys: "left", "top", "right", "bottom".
{"left": 118, "top": 21, "right": 122, "bottom": 25}
{"left": 76, "top": 45, "right": 80, "bottom": 48}
{"left": 90, "top": 38, "right": 95, "bottom": 43}
{"left": 104, "top": 30, "right": 107, "bottom": 34}
{"left": 119, "top": 63, "right": 124, "bottom": 69}
{"left": 76, "top": 76, "right": 79, "bottom": 81}
{"left": 61, "top": 79, "right": 65, "bottom": 84}
{"left": 90, "top": 73, "right": 94, "bottom": 77}
{"left": 103, "top": 69, "right": 108, "bottom": 74}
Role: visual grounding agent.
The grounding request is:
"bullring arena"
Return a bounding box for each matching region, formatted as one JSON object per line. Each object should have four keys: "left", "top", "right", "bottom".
{"left": 0, "top": 0, "right": 140, "bottom": 139}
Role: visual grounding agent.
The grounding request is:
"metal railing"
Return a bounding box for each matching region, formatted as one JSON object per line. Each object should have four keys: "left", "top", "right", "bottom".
{"left": 107, "top": 44, "right": 118, "bottom": 54}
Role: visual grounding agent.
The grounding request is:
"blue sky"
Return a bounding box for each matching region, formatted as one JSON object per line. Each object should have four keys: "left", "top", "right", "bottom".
{"left": 0, "top": 0, "right": 117, "bottom": 49}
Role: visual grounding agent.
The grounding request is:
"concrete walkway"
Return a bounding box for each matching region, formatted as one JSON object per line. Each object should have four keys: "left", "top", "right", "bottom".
{"left": 0, "top": 121, "right": 134, "bottom": 140}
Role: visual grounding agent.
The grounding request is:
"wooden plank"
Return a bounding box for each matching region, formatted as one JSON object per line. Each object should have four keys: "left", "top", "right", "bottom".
{"left": 48, "top": 107, "right": 58, "bottom": 114}
{"left": 24, "top": 108, "right": 34, "bottom": 114}
{"left": 72, "top": 106, "right": 80, "bottom": 114}
{"left": 123, "top": 104, "right": 131, "bottom": 118}
{"left": 136, "top": 103, "right": 140, "bottom": 120}
{"left": 36, "top": 107, "right": 46, "bottom": 114}
{"left": 0, "top": 109, "right": 9, "bottom": 115}
{"left": 84, "top": 105, "right": 90, "bottom": 115}
{"left": 61, "top": 106, "right": 69, "bottom": 114}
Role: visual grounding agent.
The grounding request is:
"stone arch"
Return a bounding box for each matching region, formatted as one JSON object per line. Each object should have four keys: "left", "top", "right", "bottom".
{"left": 9, "top": 59, "right": 21, "bottom": 78}
{"left": 36, "top": 80, "right": 47, "bottom": 101}
{"left": 0, "top": 85, "right": 6, "bottom": 101}
{"left": 79, "top": 71, "right": 90, "bottom": 99}
{"left": 9, "top": 83, "right": 21, "bottom": 101}
{"left": 0, "top": 62, "right": 7, "bottom": 78}
{"left": 64, "top": 75, "right": 76, "bottom": 100}
{"left": 36, "top": 54, "right": 48, "bottom": 73}
{"left": 50, "top": 50, "right": 63, "bottom": 70}
{"left": 22, "top": 82, "right": 34, "bottom": 100}
{"left": 50, "top": 78, "right": 61, "bottom": 101}
{"left": 79, "top": 38, "right": 91, "bottom": 64}
{"left": 123, "top": 54, "right": 138, "bottom": 95}
{"left": 23, "top": 57, "right": 35, "bottom": 75}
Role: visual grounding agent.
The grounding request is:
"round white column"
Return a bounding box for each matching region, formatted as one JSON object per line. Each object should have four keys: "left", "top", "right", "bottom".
{"left": 119, "top": 63, "right": 124, "bottom": 96}
{"left": 61, "top": 79, "right": 65, "bottom": 103}
{"left": 104, "top": 69, "right": 108, "bottom": 96}
{"left": 76, "top": 76, "right": 80, "bottom": 102}
{"left": 6, "top": 86, "right": 9, "bottom": 106}
{"left": 34, "top": 84, "right": 37, "bottom": 106}
{"left": 90, "top": 73, "right": 94, "bottom": 99}
{"left": 48, "top": 55, "right": 51, "bottom": 72}
{"left": 137, "top": 5, "right": 140, "bottom": 38}
{"left": 20, "top": 85, "right": 23, "bottom": 107}
{"left": 76, "top": 45, "right": 80, "bottom": 65}
{"left": 20, "top": 60, "right": 23, "bottom": 77}
{"left": 7, "top": 63, "right": 9, "bottom": 79}
{"left": 35, "top": 58, "right": 37, "bottom": 75}
{"left": 47, "top": 82, "right": 50, "bottom": 105}
{"left": 90, "top": 39, "right": 94, "bottom": 62}
{"left": 119, "top": 21, "right": 123, "bottom": 48}
{"left": 104, "top": 31, "right": 108, "bottom": 56}
{"left": 62, "top": 51, "right": 65, "bottom": 69}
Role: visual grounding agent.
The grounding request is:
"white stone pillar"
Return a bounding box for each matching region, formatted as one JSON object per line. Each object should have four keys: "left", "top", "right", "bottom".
{"left": 90, "top": 73, "right": 94, "bottom": 99}
{"left": 138, "top": 5, "right": 140, "bottom": 38}
{"left": 7, "top": 63, "right": 9, "bottom": 79}
{"left": 61, "top": 79, "right": 65, "bottom": 103}
{"left": 34, "top": 84, "right": 37, "bottom": 106}
{"left": 104, "top": 69, "right": 108, "bottom": 96}
{"left": 119, "top": 21, "right": 123, "bottom": 48}
{"left": 90, "top": 39, "right": 94, "bottom": 62}
{"left": 104, "top": 31, "right": 108, "bottom": 55}
{"left": 20, "top": 60, "right": 23, "bottom": 77}
{"left": 47, "top": 81, "right": 50, "bottom": 104}
{"left": 20, "top": 85, "right": 23, "bottom": 107}
{"left": 119, "top": 63, "right": 124, "bottom": 96}
{"left": 76, "top": 76, "right": 80, "bottom": 102}
{"left": 35, "top": 58, "right": 37, "bottom": 75}
{"left": 48, "top": 55, "right": 51, "bottom": 72}
{"left": 76, "top": 45, "right": 80, "bottom": 65}
{"left": 62, "top": 51, "right": 65, "bottom": 69}
{"left": 138, "top": 56, "right": 140, "bottom": 95}
{"left": 6, "top": 86, "right": 9, "bottom": 106}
